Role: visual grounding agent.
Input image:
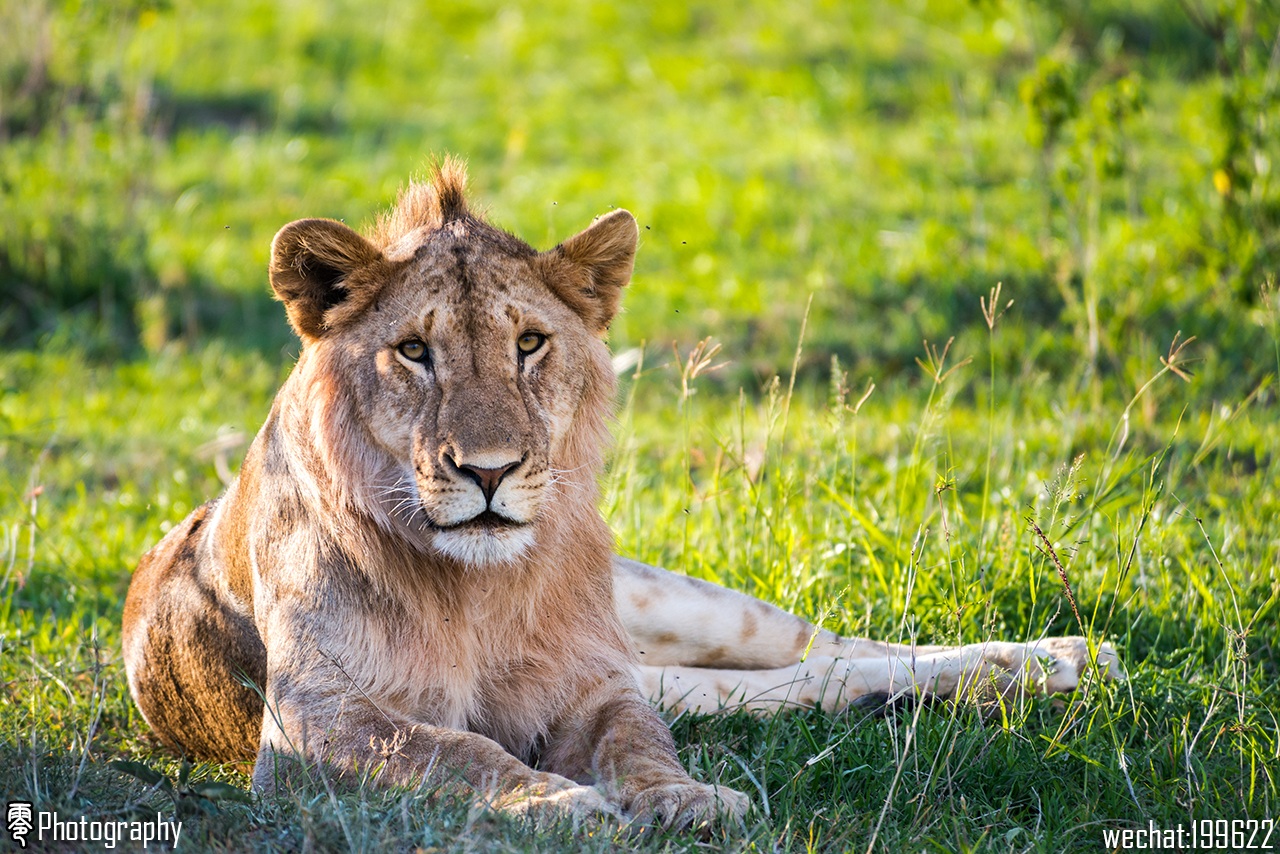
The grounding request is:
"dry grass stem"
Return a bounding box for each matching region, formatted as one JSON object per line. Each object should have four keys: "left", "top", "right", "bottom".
{"left": 980, "top": 281, "right": 1014, "bottom": 330}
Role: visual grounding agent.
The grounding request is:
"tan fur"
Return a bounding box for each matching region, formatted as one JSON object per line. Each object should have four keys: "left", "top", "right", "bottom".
{"left": 612, "top": 558, "right": 1124, "bottom": 715}
{"left": 123, "top": 159, "right": 1122, "bottom": 830}
{"left": 123, "top": 159, "right": 747, "bottom": 827}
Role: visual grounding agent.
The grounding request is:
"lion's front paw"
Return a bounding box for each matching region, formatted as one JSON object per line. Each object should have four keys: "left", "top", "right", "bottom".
{"left": 496, "top": 782, "right": 622, "bottom": 827}
{"left": 626, "top": 782, "right": 750, "bottom": 829}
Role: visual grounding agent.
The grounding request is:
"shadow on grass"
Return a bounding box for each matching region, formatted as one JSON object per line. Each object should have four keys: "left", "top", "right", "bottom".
{"left": 3, "top": 282, "right": 297, "bottom": 363}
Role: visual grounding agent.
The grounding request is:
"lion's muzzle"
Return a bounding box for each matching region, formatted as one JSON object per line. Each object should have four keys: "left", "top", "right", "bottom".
{"left": 446, "top": 453, "right": 524, "bottom": 505}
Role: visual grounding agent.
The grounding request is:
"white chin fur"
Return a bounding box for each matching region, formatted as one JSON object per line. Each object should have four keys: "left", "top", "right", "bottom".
{"left": 432, "top": 525, "right": 535, "bottom": 567}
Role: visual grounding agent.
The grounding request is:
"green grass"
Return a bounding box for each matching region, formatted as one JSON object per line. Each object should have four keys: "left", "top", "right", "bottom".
{"left": 2, "top": 336, "right": 1277, "bottom": 851}
{"left": 2, "top": 0, "right": 1279, "bottom": 851}
{"left": 3, "top": 0, "right": 1277, "bottom": 382}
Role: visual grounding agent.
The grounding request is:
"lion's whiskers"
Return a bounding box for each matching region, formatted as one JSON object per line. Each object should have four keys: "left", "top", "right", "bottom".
{"left": 546, "top": 465, "right": 587, "bottom": 494}
{"left": 376, "top": 478, "right": 427, "bottom": 526}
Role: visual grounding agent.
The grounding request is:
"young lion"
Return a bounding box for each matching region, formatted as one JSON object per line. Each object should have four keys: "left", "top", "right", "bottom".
{"left": 122, "top": 160, "right": 1120, "bottom": 828}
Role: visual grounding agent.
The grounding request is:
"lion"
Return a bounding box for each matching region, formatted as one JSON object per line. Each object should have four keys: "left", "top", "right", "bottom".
{"left": 122, "top": 159, "right": 1122, "bottom": 829}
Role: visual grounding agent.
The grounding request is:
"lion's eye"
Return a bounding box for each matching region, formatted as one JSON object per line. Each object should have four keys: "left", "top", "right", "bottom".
{"left": 398, "top": 340, "right": 429, "bottom": 363}
{"left": 517, "top": 332, "right": 546, "bottom": 356}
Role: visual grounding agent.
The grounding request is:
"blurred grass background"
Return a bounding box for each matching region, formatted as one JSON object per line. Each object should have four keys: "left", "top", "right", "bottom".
{"left": 3, "top": 0, "right": 1276, "bottom": 384}
{"left": 2, "top": 0, "right": 1278, "bottom": 851}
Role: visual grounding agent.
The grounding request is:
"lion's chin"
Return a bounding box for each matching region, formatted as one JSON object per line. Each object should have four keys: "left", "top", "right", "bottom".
{"left": 432, "top": 523, "right": 535, "bottom": 567}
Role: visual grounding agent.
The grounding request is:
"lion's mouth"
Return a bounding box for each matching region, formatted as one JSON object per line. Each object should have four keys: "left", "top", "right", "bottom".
{"left": 439, "top": 510, "right": 525, "bottom": 532}
{"left": 431, "top": 507, "right": 537, "bottom": 566}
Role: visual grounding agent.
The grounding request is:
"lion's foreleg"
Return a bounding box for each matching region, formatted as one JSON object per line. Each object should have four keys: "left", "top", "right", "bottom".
{"left": 252, "top": 691, "right": 618, "bottom": 822}
{"left": 540, "top": 688, "right": 750, "bottom": 828}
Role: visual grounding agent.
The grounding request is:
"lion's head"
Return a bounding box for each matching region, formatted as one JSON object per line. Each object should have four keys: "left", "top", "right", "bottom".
{"left": 266, "top": 159, "right": 636, "bottom": 566}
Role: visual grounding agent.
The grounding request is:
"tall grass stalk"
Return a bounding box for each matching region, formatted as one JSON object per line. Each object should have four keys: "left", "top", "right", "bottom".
{"left": 1094, "top": 332, "right": 1196, "bottom": 500}
{"left": 674, "top": 337, "right": 723, "bottom": 575}
{"left": 1188, "top": 510, "right": 1258, "bottom": 798}
{"left": 894, "top": 337, "right": 971, "bottom": 555}
{"left": 829, "top": 358, "right": 875, "bottom": 507}
{"left": 978, "top": 282, "right": 1012, "bottom": 566}
{"left": 776, "top": 295, "right": 812, "bottom": 459}
{"left": 1265, "top": 276, "right": 1280, "bottom": 380}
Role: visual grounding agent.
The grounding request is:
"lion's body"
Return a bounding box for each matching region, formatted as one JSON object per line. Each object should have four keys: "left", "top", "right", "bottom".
{"left": 123, "top": 161, "right": 1120, "bottom": 828}
{"left": 124, "top": 161, "right": 746, "bottom": 824}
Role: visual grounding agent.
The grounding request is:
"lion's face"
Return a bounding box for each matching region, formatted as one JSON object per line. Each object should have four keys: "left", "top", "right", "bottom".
{"left": 346, "top": 224, "right": 605, "bottom": 565}
{"left": 268, "top": 164, "right": 637, "bottom": 566}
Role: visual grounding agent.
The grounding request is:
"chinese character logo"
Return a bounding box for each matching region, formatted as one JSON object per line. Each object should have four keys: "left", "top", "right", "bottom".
{"left": 6, "top": 802, "right": 33, "bottom": 848}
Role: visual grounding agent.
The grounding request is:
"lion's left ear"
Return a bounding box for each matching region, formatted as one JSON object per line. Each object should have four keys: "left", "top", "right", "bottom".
{"left": 269, "top": 218, "right": 384, "bottom": 342}
{"left": 540, "top": 209, "right": 638, "bottom": 335}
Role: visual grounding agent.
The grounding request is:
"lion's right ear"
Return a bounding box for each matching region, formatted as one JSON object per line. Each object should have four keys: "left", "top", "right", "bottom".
{"left": 540, "top": 209, "right": 639, "bottom": 335}
{"left": 269, "top": 218, "right": 383, "bottom": 341}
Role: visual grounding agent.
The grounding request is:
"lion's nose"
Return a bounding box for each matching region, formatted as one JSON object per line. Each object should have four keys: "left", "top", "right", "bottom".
{"left": 451, "top": 458, "right": 520, "bottom": 505}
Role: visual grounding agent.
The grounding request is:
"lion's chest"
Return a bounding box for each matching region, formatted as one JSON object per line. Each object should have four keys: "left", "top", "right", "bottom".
{"left": 342, "top": 601, "right": 575, "bottom": 746}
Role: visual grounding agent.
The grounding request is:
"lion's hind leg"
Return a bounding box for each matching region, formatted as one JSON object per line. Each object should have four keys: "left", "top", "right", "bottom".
{"left": 122, "top": 502, "right": 266, "bottom": 760}
{"left": 974, "top": 636, "right": 1126, "bottom": 693}
{"left": 614, "top": 556, "right": 861, "bottom": 668}
{"left": 613, "top": 558, "right": 1124, "bottom": 716}
{"left": 637, "top": 638, "right": 1124, "bottom": 716}
{"left": 636, "top": 648, "right": 998, "bottom": 715}
{"left": 613, "top": 557, "right": 974, "bottom": 669}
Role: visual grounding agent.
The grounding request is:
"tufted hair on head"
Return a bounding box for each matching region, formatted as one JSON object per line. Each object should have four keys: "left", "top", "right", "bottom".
{"left": 370, "top": 155, "right": 472, "bottom": 249}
